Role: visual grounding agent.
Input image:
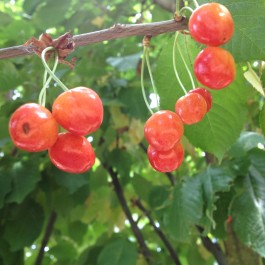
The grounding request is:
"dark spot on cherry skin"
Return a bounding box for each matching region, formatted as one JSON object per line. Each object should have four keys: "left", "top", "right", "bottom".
{"left": 22, "top": 123, "right": 30, "bottom": 134}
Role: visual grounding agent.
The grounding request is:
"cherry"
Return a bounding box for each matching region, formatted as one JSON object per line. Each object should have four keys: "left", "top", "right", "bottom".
{"left": 144, "top": 110, "right": 184, "bottom": 151}
{"left": 189, "top": 88, "right": 212, "bottom": 112}
{"left": 48, "top": 132, "right": 95, "bottom": 174}
{"left": 189, "top": 3, "right": 234, "bottom": 46}
{"left": 52, "top": 87, "right": 103, "bottom": 136}
{"left": 175, "top": 93, "right": 207, "bottom": 125}
{"left": 147, "top": 142, "right": 184, "bottom": 172}
{"left": 9, "top": 103, "right": 58, "bottom": 152}
{"left": 194, "top": 47, "right": 236, "bottom": 90}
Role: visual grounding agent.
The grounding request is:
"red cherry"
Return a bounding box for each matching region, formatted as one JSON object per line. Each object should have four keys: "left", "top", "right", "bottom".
{"left": 49, "top": 132, "right": 95, "bottom": 174}
{"left": 175, "top": 93, "right": 207, "bottom": 125}
{"left": 189, "top": 88, "right": 212, "bottom": 112}
{"left": 144, "top": 110, "right": 184, "bottom": 151}
{"left": 194, "top": 47, "right": 236, "bottom": 90}
{"left": 9, "top": 103, "right": 58, "bottom": 152}
{"left": 52, "top": 87, "right": 103, "bottom": 136}
{"left": 147, "top": 142, "right": 184, "bottom": 172}
{"left": 189, "top": 3, "right": 234, "bottom": 46}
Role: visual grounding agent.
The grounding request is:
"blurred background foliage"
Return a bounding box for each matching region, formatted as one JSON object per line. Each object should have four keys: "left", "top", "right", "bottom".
{"left": 1, "top": 0, "right": 265, "bottom": 264}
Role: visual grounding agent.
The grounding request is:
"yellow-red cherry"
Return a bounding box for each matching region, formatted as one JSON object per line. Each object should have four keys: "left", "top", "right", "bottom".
{"left": 189, "top": 3, "right": 234, "bottom": 46}
{"left": 9, "top": 103, "right": 58, "bottom": 152}
{"left": 194, "top": 47, "right": 236, "bottom": 90}
{"left": 175, "top": 93, "right": 207, "bottom": 125}
{"left": 48, "top": 132, "right": 95, "bottom": 174}
{"left": 52, "top": 87, "right": 103, "bottom": 136}
{"left": 144, "top": 110, "right": 184, "bottom": 152}
{"left": 189, "top": 88, "right": 212, "bottom": 112}
{"left": 147, "top": 142, "right": 184, "bottom": 172}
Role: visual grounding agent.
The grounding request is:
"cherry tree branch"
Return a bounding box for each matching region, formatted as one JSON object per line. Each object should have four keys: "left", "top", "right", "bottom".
{"left": 103, "top": 163, "right": 152, "bottom": 264}
{"left": 133, "top": 198, "right": 182, "bottom": 265}
{"left": 0, "top": 19, "right": 187, "bottom": 60}
{"left": 34, "top": 211, "right": 57, "bottom": 265}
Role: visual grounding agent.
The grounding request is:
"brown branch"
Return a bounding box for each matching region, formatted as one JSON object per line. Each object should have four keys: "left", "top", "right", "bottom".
{"left": 34, "top": 211, "right": 57, "bottom": 265}
{"left": 134, "top": 198, "right": 182, "bottom": 265}
{"left": 103, "top": 164, "right": 152, "bottom": 264}
{"left": 0, "top": 19, "right": 187, "bottom": 60}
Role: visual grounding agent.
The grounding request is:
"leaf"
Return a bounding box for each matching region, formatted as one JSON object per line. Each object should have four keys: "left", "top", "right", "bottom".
{"left": 7, "top": 160, "right": 41, "bottom": 204}
{"left": 98, "top": 238, "right": 137, "bottom": 265}
{"left": 259, "top": 104, "right": 265, "bottom": 136}
{"left": 244, "top": 63, "right": 264, "bottom": 96}
{"left": 164, "top": 176, "right": 203, "bottom": 241}
{"left": 156, "top": 34, "right": 251, "bottom": 160}
{"left": 0, "top": 62, "right": 22, "bottom": 91}
{"left": 229, "top": 131, "right": 265, "bottom": 158}
{"left": 200, "top": 166, "right": 235, "bottom": 231}
{"left": 106, "top": 52, "right": 142, "bottom": 72}
{"left": 0, "top": 168, "right": 12, "bottom": 209}
{"left": 231, "top": 148, "right": 265, "bottom": 257}
{"left": 4, "top": 200, "right": 44, "bottom": 251}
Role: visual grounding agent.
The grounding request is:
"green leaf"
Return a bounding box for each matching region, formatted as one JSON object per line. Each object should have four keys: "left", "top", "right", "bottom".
{"left": 7, "top": 160, "right": 41, "bottom": 204}
{"left": 164, "top": 176, "right": 203, "bottom": 241}
{"left": 156, "top": 34, "right": 251, "bottom": 160}
{"left": 231, "top": 148, "right": 265, "bottom": 256}
{"left": 106, "top": 52, "right": 142, "bottom": 72}
{"left": 4, "top": 200, "right": 44, "bottom": 251}
{"left": 0, "top": 62, "right": 21, "bottom": 91}
{"left": 0, "top": 168, "right": 12, "bottom": 209}
{"left": 259, "top": 104, "right": 265, "bottom": 136}
{"left": 229, "top": 131, "right": 265, "bottom": 158}
{"left": 49, "top": 166, "right": 89, "bottom": 194}
{"left": 200, "top": 166, "right": 235, "bottom": 231}
{"left": 98, "top": 238, "right": 137, "bottom": 265}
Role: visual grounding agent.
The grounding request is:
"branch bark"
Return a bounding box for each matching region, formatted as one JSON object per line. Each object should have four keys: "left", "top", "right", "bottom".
{"left": 0, "top": 19, "right": 187, "bottom": 60}
{"left": 134, "top": 198, "right": 182, "bottom": 265}
{"left": 103, "top": 164, "right": 152, "bottom": 263}
{"left": 34, "top": 211, "right": 57, "bottom": 265}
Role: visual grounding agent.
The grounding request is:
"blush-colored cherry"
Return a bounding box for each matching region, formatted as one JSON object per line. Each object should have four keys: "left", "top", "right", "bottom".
{"left": 175, "top": 93, "right": 207, "bottom": 125}
{"left": 144, "top": 110, "right": 184, "bottom": 152}
{"left": 9, "top": 103, "right": 58, "bottom": 152}
{"left": 189, "top": 88, "right": 212, "bottom": 112}
{"left": 194, "top": 47, "right": 236, "bottom": 90}
{"left": 147, "top": 142, "right": 184, "bottom": 172}
{"left": 48, "top": 132, "right": 95, "bottom": 174}
{"left": 189, "top": 3, "right": 234, "bottom": 46}
{"left": 52, "top": 87, "right": 103, "bottom": 136}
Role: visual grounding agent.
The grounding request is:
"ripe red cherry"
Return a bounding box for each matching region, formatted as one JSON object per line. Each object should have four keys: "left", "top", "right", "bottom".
{"left": 9, "top": 103, "right": 58, "bottom": 152}
{"left": 189, "top": 88, "right": 212, "bottom": 112}
{"left": 49, "top": 132, "right": 95, "bottom": 174}
{"left": 147, "top": 142, "right": 184, "bottom": 172}
{"left": 175, "top": 93, "right": 207, "bottom": 125}
{"left": 52, "top": 87, "right": 103, "bottom": 136}
{"left": 144, "top": 110, "right": 184, "bottom": 151}
{"left": 194, "top": 47, "right": 236, "bottom": 90}
{"left": 189, "top": 3, "right": 234, "bottom": 46}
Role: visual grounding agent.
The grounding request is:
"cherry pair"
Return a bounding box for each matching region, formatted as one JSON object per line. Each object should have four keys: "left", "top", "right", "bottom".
{"left": 189, "top": 3, "right": 236, "bottom": 90}
{"left": 9, "top": 87, "right": 103, "bottom": 174}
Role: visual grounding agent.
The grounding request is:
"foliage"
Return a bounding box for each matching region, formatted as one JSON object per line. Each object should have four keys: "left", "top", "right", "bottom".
{"left": 1, "top": 0, "right": 265, "bottom": 265}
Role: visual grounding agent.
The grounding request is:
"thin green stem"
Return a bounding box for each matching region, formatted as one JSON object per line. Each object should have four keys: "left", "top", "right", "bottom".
{"left": 173, "top": 32, "right": 187, "bottom": 95}
{"left": 145, "top": 47, "right": 160, "bottom": 111}
{"left": 175, "top": 0, "right": 180, "bottom": 17}
{"left": 180, "top": 6, "right": 194, "bottom": 15}
{"left": 176, "top": 42, "right": 195, "bottom": 89}
{"left": 192, "top": 0, "right": 199, "bottom": 8}
{"left": 38, "top": 55, "right": 59, "bottom": 106}
{"left": 41, "top": 47, "right": 69, "bottom": 92}
{"left": 141, "top": 49, "right": 154, "bottom": 115}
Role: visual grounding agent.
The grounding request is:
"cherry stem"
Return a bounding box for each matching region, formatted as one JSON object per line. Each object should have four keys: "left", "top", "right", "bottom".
{"left": 38, "top": 56, "right": 59, "bottom": 106}
{"left": 180, "top": 6, "right": 194, "bottom": 15}
{"left": 41, "top": 47, "right": 69, "bottom": 92}
{"left": 192, "top": 0, "right": 199, "bottom": 8}
{"left": 141, "top": 48, "right": 154, "bottom": 115}
{"left": 176, "top": 41, "right": 195, "bottom": 89}
{"left": 173, "top": 32, "right": 187, "bottom": 95}
{"left": 144, "top": 47, "right": 160, "bottom": 111}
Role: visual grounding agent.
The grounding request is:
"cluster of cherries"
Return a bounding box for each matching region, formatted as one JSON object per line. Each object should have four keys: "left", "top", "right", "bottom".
{"left": 9, "top": 87, "right": 103, "bottom": 174}
{"left": 145, "top": 3, "right": 235, "bottom": 172}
